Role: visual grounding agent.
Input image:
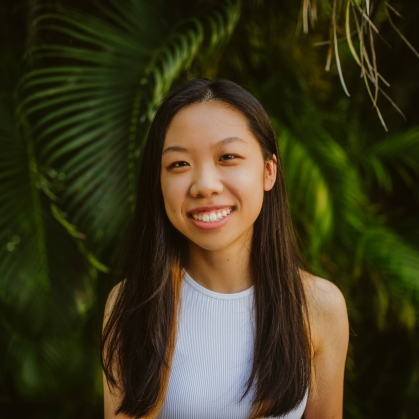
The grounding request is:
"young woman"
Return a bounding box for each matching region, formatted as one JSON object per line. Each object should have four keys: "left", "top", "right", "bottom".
{"left": 101, "top": 79, "right": 349, "bottom": 419}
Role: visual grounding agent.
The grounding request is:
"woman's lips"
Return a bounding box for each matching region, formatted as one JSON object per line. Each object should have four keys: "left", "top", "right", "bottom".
{"left": 189, "top": 208, "right": 235, "bottom": 230}
{"left": 190, "top": 207, "right": 232, "bottom": 222}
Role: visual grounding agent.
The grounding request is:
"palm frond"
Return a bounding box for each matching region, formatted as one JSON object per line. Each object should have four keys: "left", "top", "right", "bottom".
{"left": 355, "top": 225, "right": 419, "bottom": 329}
{"left": 275, "top": 123, "right": 335, "bottom": 252}
{"left": 19, "top": 0, "right": 241, "bottom": 262}
{"left": 301, "top": 0, "right": 419, "bottom": 129}
{"left": 0, "top": 91, "right": 97, "bottom": 394}
{"left": 273, "top": 116, "right": 367, "bottom": 264}
{"left": 361, "top": 128, "right": 419, "bottom": 191}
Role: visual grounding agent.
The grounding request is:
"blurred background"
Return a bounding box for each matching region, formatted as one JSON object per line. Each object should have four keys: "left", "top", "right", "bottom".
{"left": 1, "top": 0, "right": 418, "bottom": 418}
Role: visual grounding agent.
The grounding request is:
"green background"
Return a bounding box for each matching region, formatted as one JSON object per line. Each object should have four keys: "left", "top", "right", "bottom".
{"left": 1, "top": 0, "right": 419, "bottom": 418}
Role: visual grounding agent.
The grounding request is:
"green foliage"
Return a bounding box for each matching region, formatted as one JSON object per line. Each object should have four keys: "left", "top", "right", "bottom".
{"left": 1, "top": 0, "right": 418, "bottom": 418}
{"left": 18, "top": 0, "right": 241, "bottom": 260}
{"left": 1, "top": 0, "right": 241, "bottom": 416}
{"left": 301, "top": 0, "right": 419, "bottom": 129}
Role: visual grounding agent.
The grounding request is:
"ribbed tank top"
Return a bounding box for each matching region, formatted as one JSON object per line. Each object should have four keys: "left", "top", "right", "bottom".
{"left": 156, "top": 271, "right": 308, "bottom": 419}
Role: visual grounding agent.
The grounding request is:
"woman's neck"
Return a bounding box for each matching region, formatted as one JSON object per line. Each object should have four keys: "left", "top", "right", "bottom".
{"left": 185, "top": 235, "right": 254, "bottom": 294}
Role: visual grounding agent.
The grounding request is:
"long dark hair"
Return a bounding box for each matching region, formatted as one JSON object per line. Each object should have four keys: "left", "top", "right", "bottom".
{"left": 101, "top": 79, "right": 313, "bottom": 418}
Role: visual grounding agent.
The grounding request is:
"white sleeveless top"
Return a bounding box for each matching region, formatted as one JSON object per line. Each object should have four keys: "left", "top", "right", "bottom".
{"left": 157, "top": 271, "right": 308, "bottom": 419}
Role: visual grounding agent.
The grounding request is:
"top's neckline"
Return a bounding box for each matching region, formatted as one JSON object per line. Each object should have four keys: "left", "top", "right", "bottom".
{"left": 183, "top": 270, "right": 254, "bottom": 300}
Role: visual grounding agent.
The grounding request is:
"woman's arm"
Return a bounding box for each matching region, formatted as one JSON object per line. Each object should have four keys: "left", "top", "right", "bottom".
{"left": 103, "top": 283, "right": 132, "bottom": 419}
{"left": 303, "top": 275, "right": 350, "bottom": 419}
{"left": 104, "top": 372, "right": 130, "bottom": 419}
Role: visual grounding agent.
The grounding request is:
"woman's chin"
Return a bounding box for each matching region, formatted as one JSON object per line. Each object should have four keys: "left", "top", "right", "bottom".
{"left": 186, "top": 228, "right": 253, "bottom": 254}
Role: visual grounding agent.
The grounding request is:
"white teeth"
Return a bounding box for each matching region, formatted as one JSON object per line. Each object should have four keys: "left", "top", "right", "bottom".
{"left": 191, "top": 208, "right": 234, "bottom": 223}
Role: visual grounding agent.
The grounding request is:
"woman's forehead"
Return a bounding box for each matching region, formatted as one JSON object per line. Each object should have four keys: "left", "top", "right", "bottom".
{"left": 164, "top": 101, "right": 253, "bottom": 148}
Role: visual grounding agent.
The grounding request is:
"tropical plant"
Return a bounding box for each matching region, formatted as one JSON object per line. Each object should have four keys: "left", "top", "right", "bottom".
{"left": 1, "top": 0, "right": 241, "bottom": 416}
{"left": 1, "top": 0, "right": 418, "bottom": 418}
{"left": 300, "top": 0, "right": 419, "bottom": 130}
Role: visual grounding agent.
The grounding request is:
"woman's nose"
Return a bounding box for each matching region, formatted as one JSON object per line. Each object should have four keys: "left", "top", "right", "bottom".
{"left": 189, "top": 166, "right": 223, "bottom": 198}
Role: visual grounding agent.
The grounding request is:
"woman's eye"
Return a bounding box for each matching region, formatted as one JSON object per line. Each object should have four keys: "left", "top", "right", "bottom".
{"left": 220, "top": 154, "right": 237, "bottom": 161}
{"left": 169, "top": 161, "right": 189, "bottom": 169}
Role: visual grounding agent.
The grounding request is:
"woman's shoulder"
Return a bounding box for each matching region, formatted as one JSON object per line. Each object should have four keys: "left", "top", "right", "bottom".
{"left": 299, "top": 269, "right": 349, "bottom": 353}
{"left": 299, "top": 269, "right": 346, "bottom": 312}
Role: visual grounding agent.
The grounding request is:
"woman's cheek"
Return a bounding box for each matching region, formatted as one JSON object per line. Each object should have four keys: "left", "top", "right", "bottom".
{"left": 231, "top": 168, "right": 265, "bottom": 212}
{"left": 162, "top": 175, "right": 189, "bottom": 213}
{"left": 229, "top": 165, "right": 264, "bottom": 193}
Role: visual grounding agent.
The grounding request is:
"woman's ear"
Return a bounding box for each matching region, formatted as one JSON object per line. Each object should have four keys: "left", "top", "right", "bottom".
{"left": 264, "top": 154, "right": 277, "bottom": 191}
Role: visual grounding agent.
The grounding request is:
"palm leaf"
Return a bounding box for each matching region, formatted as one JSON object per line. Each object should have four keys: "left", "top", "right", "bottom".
{"left": 254, "top": 74, "right": 419, "bottom": 328}
{"left": 261, "top": 74, "right": 366, "bottom": 262}
{"left": 355, "top": 225, "right": 419, "bottom": 329}
{"left": 0, "top": 50, "right": 98, "bottom": 394}
{"left": 361, "top": 128, "right": 419, "bottom": 191}
{"left": 19, "top": 0, "right": 241, "bottom": 264}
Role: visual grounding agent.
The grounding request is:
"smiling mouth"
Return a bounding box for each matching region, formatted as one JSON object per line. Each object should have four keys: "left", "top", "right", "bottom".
{"left": 188, "top": 207, "right": 235, "bottom": 223}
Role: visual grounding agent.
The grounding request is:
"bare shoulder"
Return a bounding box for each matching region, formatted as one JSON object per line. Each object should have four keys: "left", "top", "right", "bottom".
{"left": 103, "top": 281, "right": 129, "bottom": 419}
{"left": 299, "top": 269, "right": 349, "bottom": 353}
{"left": 299, "top": 270, "right": 349, "bottom": 417}
{"left": 301, "top": 270, "right": 347, "bottom": 314}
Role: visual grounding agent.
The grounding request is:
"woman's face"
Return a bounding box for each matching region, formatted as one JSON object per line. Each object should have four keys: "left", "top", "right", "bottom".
{"left": 160, "top": 101, "right": 276, "bottom": 252}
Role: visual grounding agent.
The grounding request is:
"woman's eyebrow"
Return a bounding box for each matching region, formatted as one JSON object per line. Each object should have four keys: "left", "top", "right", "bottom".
{"left": 162, "top": 137, "right": 247, "bottom": 155}
{"left": 216, "top": 136, "right": 247, "bottom": 147}
{"left": 162, "top": 145, "right": 187, "bottom": 155}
